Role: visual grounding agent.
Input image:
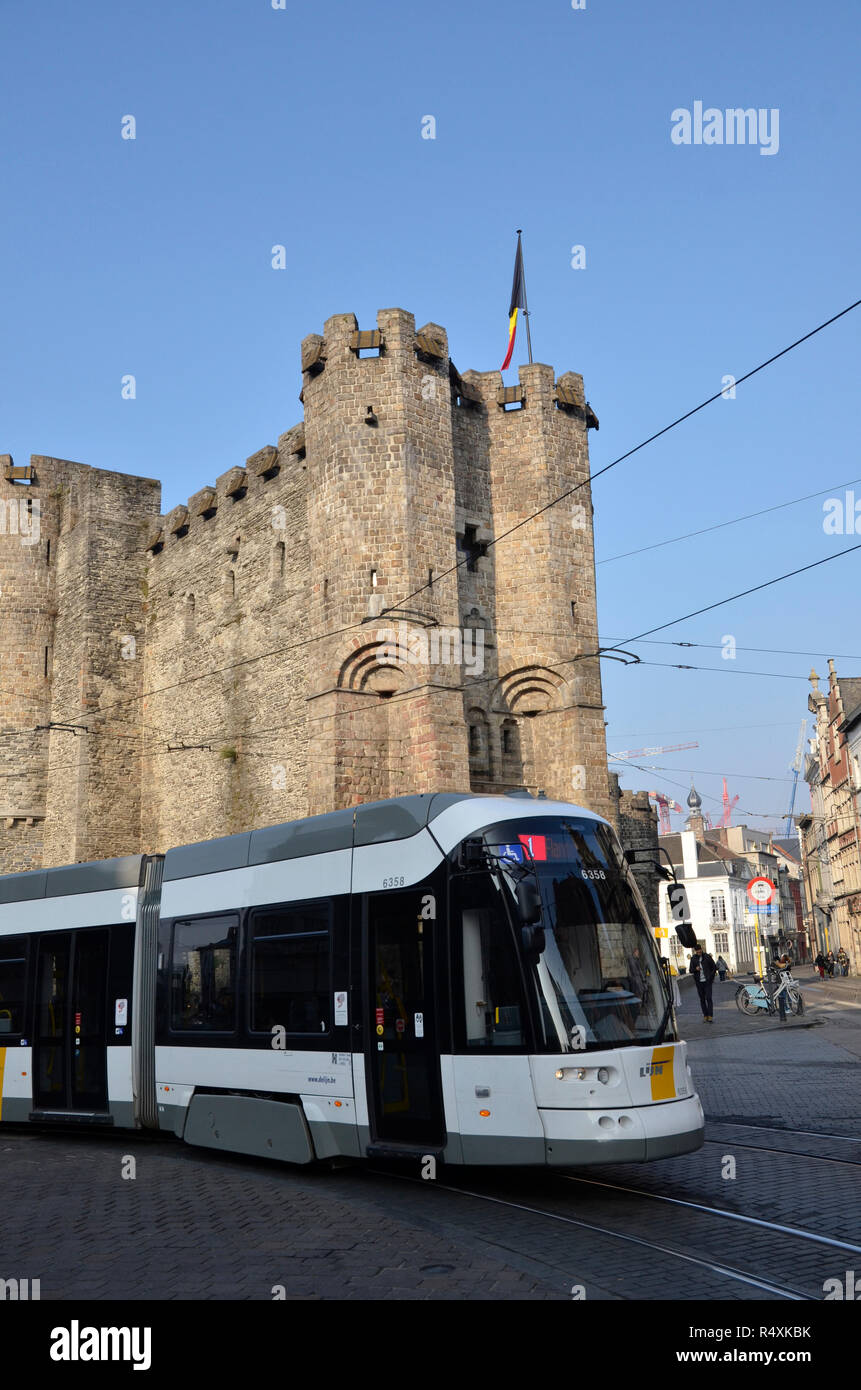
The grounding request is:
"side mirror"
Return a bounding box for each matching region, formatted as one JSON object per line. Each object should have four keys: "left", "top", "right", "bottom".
{"left": 516, "top": 878, "right": 543, "bottom": 926}
{"left": 675, "top": 922, "right": 699, "bottom": 949}
{"left": 460, "top": 838, "right": 485, "bottom": 870}
{"left": 521, "top": 925, "right": 546, "bottom": 960}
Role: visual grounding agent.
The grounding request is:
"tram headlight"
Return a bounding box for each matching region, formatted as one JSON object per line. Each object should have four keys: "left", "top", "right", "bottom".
{"left": 597, "top": 1067, "right": 610, "bottom": 1084}
{"left": 555, "top": 1069, "right": 565, "bottom": 1079}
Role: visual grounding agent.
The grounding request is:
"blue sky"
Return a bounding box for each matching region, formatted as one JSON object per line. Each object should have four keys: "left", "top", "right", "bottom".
{"left": 1, "top": 0, "right": 858, "bottom": 832}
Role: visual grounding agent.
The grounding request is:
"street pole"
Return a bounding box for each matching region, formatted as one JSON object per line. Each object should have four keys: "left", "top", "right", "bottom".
{"left": 753, "top": 906, "right": 764, "bottom": 978}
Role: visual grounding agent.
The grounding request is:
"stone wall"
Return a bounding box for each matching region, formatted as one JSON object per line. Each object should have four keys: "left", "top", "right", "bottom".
{"left": 610, "top": 776, "right": 661, "bottom": 926}
{"left": 2, "top": 306, "right": 651, "bottom": 870}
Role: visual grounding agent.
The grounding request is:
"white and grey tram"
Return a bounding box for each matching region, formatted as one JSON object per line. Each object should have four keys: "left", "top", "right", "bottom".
{"left": 0, "top": 793, "right": 704, "bottom": 1166}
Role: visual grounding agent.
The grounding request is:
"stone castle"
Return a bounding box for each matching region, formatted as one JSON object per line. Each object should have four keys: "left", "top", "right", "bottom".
{"left": 0, "top": 305, "right": 657, "bottom": 909}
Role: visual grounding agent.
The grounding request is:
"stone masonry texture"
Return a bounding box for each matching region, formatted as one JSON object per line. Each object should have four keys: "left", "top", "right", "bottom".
{"left": 0, "top": 309, "right": 658, "bottom": 884}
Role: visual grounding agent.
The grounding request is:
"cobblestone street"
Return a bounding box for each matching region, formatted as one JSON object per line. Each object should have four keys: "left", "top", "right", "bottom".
{"left": 2, "top": 969, "right": 859, "bottom": 1301}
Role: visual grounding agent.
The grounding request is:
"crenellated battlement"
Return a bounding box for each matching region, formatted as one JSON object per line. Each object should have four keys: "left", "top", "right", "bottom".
{"left": 0, "top": 303, "right": 640, "bottom": 873}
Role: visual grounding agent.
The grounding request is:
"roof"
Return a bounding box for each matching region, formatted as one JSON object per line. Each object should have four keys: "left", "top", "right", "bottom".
{"left": 0, "top": 792, "right": 611, "bottom": 898}
{"left": 701, "top": 836, "right": 738, "bottom": 862}
{"left": 163, "top": 792, "right": 474, "bottom": 880}
{"left": 838, "top": 676, "right": 861, "bottom": 730}
{"left": 0, "top": 855, "right": 144, "bottom": 906}
{"left": 163, "top": 791, "right": 606, "bottom": 881}
{"left": 658, "top": 832, "right": 740, "bottom": 871}
{"left": 772, "top": 837, "right": 801, "bottom": 863}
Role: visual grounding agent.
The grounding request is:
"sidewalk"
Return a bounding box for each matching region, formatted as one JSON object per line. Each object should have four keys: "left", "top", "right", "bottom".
{"left": 793, "top": 966, "right": 861, "bottom": 1003}
{"left": 674, "top": 971, "right": 819, "bottom": 1041}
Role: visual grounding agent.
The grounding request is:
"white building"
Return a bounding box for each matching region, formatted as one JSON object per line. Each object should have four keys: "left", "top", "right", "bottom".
{"left": 657, "top": 826, "right": 756, "bottom": 975}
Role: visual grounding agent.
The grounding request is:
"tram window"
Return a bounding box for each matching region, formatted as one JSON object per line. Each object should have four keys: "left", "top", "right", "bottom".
{"left": 250, "top": 903, "right": 330, "bottom": 1035}
{"left": 170, "top": 916, "right": 238, "bottom": 1032}
{"left": 454, "top": 877, "right": 525, "bottom": 1048}
{"left": 0, "top": 935, "right": 27, "bottom": 1035}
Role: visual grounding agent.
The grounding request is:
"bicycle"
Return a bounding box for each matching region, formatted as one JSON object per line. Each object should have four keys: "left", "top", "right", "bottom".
{"left": 735, "top": 969, "right": 804, "bottom": 1018}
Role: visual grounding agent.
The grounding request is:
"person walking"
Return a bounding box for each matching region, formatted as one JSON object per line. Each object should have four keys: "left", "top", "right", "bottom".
{"left": 837, "top": 948, "right": 849, "bottom": 976}
{"left": 815, "top": 951, "right": 826, "bottom": 980}
{"left": 826, "top": 950, "right": 835, "bottom": 978}
{"left": 689, "top": 945, "right": 717, "bottom": 1022}
{"left": 715, "top": 954, "right": 729, "bottom": 982}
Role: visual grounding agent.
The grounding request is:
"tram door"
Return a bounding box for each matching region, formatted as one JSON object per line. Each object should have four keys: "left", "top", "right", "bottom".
{"left": 34, "top": 930, "right": 109, "bottom": 1113}
{"left": 366, "top": 890, "right": 445, "bottom": 1147}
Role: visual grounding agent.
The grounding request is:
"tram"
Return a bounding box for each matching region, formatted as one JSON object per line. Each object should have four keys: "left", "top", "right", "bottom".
{"left": 0, "top": 793, "right": 704, "bottom": 1166}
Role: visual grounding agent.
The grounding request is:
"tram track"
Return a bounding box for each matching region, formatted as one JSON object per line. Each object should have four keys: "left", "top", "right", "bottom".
{"left": 700, "top": 1136, "right": 861, "bottom": 1169}
{"left": 554, "top": 1172, "right": 861, "bottom": 1256}
{"left": 709, "top": 1120, "right": 861, "bottom": 1142}
{"left": 366, "top": 1164, "right": 818, "bottom": 1300}
{"left": 368, "top": 1112, "right": 861, "bottom": 1300}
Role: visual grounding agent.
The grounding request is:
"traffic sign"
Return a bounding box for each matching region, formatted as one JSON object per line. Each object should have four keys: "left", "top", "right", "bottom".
{"left": 747, "top": 876, "right": 776, "bottom": 905}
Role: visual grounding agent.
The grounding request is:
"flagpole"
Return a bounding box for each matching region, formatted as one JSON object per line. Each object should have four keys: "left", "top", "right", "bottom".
{"left": 516, "top": 228, "right": 534, "bottom": 364}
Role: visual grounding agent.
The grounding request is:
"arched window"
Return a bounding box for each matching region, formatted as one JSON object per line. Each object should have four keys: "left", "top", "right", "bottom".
{"left": 467, "top": 708, "right": 491, "bottom": 787}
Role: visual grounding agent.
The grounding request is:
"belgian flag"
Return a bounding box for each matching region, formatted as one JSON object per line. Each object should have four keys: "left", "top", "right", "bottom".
{"left": 501, "top": 232, "right": 526, "bottom": 371}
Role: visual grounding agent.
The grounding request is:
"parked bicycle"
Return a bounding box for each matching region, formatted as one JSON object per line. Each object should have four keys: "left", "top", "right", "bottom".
{"left": 735, "top": 969, "right": 804, "bottom": 1018}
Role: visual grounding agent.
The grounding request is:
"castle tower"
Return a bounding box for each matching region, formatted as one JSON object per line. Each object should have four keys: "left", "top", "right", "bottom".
{"left": 300, "top": 308, "right": 471, "bottom": 812}
{"left": 0, "top": 456, "right": 159, "bottom": 869}
{"left": 0, "top": 304, "right": 635, "bottom": 871}
{"left": 0, "top": 456, "right": 57, "bottom": 871}
{"left": 38, "top": 458, "right": 159, "bottom": 865}
{"left": 451, "top": 363, "right": 611, "bottom": 819}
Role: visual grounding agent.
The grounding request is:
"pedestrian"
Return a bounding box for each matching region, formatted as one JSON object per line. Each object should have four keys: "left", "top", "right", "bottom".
{"left": 689, "top": 945, "right": 717, "bottom": 1022}
{"left": 837, "top": 948, "right": 848, "bottom": 976}
{"left": 826, "top": 950, "right": 835, "bottom": 978}
{"left": 715, "top": 954, "right": 729, "bottom": 982}
{"left": 815, "top": 951, "right": 826, "bottom": 980}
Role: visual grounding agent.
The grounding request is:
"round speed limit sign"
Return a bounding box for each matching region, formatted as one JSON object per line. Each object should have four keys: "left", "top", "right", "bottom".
{"left": 747, "top": 876, "right": 776, "bottom": 905}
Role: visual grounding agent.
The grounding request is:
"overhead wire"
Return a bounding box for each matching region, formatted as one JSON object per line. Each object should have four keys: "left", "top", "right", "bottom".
{"left": 18, "top": 297, "right": 858, "bottom": 736}
{"left": 597, "top": 475, "right": 861, "bottom": 566}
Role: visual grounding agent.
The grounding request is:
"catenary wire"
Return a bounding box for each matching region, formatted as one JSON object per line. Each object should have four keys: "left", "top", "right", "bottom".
{"left": 24, "top": 298, "right": 860, "bottom": 735}
{"left": 597, "top": 475, "right": 861, "bottom": 565}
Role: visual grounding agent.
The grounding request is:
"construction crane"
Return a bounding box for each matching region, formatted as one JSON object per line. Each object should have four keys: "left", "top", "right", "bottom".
{"left": 784, "top": 719, "right": 808, "bottom": 835}
{"left": 706, "top": 777, "right": 739, "bottom": 830}
{"left": 647, "top": 791, "right": 684, "bottom": 835}
{"left": 608, "top": 741, "right": 699, "bottom": 762}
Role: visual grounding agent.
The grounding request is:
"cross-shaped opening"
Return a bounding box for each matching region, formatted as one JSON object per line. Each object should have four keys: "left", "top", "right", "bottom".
{"left": 459, "top": 525, "right": 488, "bottom": 573}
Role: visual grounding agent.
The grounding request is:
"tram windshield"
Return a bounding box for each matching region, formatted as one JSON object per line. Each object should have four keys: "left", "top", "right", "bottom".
{"left": 471, "top": 817, "right": 674, "bottom": 1052}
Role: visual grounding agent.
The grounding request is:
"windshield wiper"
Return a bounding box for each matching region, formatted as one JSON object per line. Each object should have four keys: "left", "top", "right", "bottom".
{"left": 652, "top": 996, "right": 674, "bottom": 1045}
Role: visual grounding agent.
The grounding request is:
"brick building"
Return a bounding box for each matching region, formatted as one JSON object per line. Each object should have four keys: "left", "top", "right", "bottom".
{"left": 799, "top": 665, "right": 861, "bottom": 972}
{"left": 0, "top": 305, "right": 658, "bottom": 895}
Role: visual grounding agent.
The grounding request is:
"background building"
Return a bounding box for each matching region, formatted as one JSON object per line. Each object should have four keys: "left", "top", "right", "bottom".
{"left": 657, "top": 825, "right": 753, "bottom": 975}
{"left": 799, "top": 666, "right": 861, "bottom": 973}
{"left": 658, "top": 783, "right": 809, "bottom": 973}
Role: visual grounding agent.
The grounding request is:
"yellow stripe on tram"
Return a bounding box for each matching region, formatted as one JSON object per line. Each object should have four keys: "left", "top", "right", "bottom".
{"left": 649, "top": 1045, "right": 676, "bottom": 1101}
